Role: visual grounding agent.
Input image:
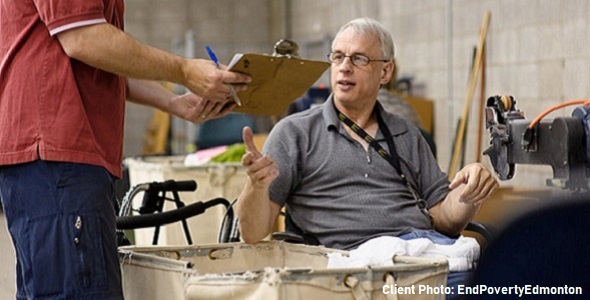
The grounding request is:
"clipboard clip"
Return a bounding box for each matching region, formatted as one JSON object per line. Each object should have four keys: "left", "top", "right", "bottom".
{"left": 272, "top": 39, "right": 300, "bottom": 59}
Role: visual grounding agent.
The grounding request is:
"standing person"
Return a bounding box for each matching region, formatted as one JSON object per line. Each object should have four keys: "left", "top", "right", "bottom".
{"left": 0, "top": 1, "right": 250, "bottom": 299}
{"left": 236, "top": 17, "right": 498, "bottom": 299}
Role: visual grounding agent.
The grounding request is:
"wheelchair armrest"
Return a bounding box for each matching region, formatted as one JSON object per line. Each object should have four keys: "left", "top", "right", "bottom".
{"left": 465, "top": 221, "right": 495, "bottom": 245}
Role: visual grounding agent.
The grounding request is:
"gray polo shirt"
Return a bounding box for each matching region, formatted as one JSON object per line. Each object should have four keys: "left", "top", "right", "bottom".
{"left": 264, "top": 95, "right": 450, "bottom": 250}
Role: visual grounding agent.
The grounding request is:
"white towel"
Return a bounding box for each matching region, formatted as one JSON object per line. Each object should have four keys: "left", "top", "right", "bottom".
{"left": 327, "top": 235, "right": 480, "bottom": 272}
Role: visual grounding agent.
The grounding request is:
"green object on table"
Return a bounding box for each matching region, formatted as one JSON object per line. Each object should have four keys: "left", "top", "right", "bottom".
{"left": 210, "top": 144, "right": 246, "bottom": 163}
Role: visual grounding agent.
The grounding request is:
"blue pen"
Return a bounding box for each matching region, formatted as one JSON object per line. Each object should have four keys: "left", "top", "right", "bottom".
{"left": 205, "top": 45, "right": 242, "bottom": 106}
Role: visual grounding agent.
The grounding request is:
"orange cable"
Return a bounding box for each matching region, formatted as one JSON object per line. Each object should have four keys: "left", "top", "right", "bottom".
{"left": 528, "top": 99, "right": 590, "bottom": 129}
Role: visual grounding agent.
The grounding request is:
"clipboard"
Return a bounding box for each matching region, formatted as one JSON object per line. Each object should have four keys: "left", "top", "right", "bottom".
{"left": 227, "top": 53, "right": 330, "bottom": 116}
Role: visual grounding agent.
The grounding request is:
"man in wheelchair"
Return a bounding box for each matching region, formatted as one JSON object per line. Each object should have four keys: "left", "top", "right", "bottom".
{"left": 236, "top": 18, "right": 499, "bottom": 299}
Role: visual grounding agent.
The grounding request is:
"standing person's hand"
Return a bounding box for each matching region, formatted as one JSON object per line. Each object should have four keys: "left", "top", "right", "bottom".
{"left": 168, "top": 92, "right": 235, "bottom": 123}
{"left": 241, "top": 127, "right": 279, "bottom": 189}
{"left": 182, "top": 59, "right": 250, "bottom": 103}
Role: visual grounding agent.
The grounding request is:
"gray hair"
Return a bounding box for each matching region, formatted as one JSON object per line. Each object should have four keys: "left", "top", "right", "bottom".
{"left": 332, "top": 18, "right": 395, "bottom": 61}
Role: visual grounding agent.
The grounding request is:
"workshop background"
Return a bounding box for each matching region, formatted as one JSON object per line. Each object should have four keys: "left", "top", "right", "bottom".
{"left": 2, "top": 0, "right": 590, "bottom": 297}
{"left": 122, "top": 0, "right": 590, "bottom": 189}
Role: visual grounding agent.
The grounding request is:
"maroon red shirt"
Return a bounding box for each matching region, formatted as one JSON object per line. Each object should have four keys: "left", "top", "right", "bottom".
{"left": 0, "top": 0, "right": 126, "bottom": 177}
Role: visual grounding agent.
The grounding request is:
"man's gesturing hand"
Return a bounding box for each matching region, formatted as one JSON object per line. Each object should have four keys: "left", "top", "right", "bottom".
{"left": 241, "top": 127, "right": 279, "bottom": 189}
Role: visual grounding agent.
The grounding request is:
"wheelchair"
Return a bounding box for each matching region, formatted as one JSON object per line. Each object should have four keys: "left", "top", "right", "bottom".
{"left": 116, "top": 179, "right": 492, "bottom": 248}
{"left": 116, "top": 179, "right": 239, "bottom": 246}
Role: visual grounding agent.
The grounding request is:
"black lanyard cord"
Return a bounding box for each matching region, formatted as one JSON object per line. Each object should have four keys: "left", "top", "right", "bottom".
{"left": 335, "top": 106, "right": 407, "bottom": 185}
{"left": 334, "top": 104, "right": 432, "bottom": 221}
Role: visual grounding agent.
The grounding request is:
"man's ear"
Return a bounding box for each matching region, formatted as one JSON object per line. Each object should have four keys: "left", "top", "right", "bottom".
{"left": 380, "top": 60, "right": 395, "bottom": 85}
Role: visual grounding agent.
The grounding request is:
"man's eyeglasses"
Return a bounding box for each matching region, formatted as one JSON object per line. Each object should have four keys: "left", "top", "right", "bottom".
{"left": 327, "top": 52, "right": 389, "bottom": 66}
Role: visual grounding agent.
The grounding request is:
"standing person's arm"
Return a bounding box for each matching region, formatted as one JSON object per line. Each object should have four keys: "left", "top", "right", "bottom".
{"left": 126, "top": 79, "right": 234, "bottom": 123}
{"left": 56, "top": 23, "right": 250, "bottom": 102}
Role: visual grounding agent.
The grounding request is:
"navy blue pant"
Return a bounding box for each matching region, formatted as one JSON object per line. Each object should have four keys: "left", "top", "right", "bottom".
{"left": 0, "top": 160, "right": 123, "bottom": 299}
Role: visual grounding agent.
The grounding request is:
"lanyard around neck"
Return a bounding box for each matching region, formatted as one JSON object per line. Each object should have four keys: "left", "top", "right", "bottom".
{"left": 334, "top": 103, "right": 432, "bottom": 221}
{"left": 334, "top": 105, "right": 407, "bottom": 185}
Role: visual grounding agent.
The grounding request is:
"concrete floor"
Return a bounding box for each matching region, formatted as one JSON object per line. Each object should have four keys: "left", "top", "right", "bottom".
{"left": 0, "top": 212, "right": 16, "bottom": 299}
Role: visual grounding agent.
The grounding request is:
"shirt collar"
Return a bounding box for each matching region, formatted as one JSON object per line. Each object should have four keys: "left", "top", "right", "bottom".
{"left": 322, "top": 93, "right": 409, "bottom": 136}
{"left": 323, "top": 94, "right": 341, "bottom": 130}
